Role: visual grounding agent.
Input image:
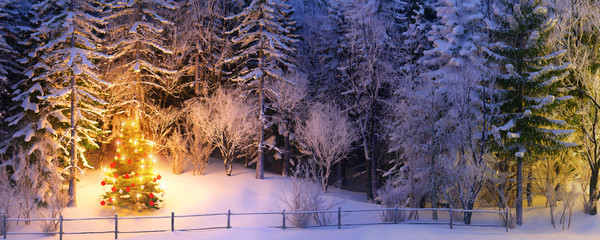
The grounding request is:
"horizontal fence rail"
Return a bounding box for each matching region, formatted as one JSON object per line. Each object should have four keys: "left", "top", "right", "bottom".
{"left": 1, "top": 206, "right": 509, "bottom": 239}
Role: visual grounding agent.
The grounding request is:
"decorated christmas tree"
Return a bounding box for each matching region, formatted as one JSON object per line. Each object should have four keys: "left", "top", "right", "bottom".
{"left": 100, "top": 119, "right": 164, "bottom": 210}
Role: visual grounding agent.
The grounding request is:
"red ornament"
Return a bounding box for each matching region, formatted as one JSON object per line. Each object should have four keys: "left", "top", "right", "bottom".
{"left": 100, "top": 200, "right": 106, "bottom": 206}
{"left": 126, "top": 186, "right": 131, "bottom": 192}
{"left": 149, "top": 201, "right": 154, "bottom": 206}
{"left": 153, "top": 178, "right": 157, "bottom": 182}
{"left": 111, "top": 187, "right": 117, "bottom": 192}
{"left": 108, "top": 198, "right": 113, "bottom": 203}
{"left": 101, "top": 181, "right": 106, "bottom": 186}
{"left": 127, "top": 159, "right": 132, "bottom": 164}
{"left": 135, "top": 172, "right": 139, "bottom": 177}
{"left": 124, "top": 174, "right": 130, "bottom": 179}
{"left": 149, "top": 193, "right": 154, "bottom": 198}
{"left": 110, "top": 162, "right": 116, "bottom": 168}
{"left": 157, "top": 175, "right": 161, "bottom": 180}
{"left": 117, "top": 153, "right": 122, "bottom": 158}
{"left": 131, "top": 183, "right": 135, "bottom": 187}
{"left": 114, "top": 173, "right": 119, "bottom": 178}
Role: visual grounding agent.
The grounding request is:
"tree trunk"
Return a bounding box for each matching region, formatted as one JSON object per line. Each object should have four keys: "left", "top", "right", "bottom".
{"left": 527, "top": 167, "right": 532, "bottom": 207}
{"left": 322, "top": 167, "right": 329, "bottom": 193}
{"left": 336, "top": 160, "right": 342, "bottom": 185}
{"left": 67, "top": 0, "right": 77, "bottom": 207}
{"left": 341, "top": 159, "right": 347, "bottom": 186}
{"left": 463, "top": 200, "right": 474, "bottom": 225}
{"left": 589, "top": 168, "right": 599, "bottom": 215}
{"left": 516, "top": 156, "right": 523, "bottom": 225}
{"left": 550, "top": 203, "right": 556, "bottom": 229}
{"left": 430, "top": 96, "right": 438, "bottom": 220}
{"left": 369, "top": 124, "right": 378, "bottom": 201}
{"left": 256, "top": 21, "right": 265, "bottom": 180}
{"left": 99, "top": 120, "right": 110, "bottom": 166}
{"left": 194, "top": 43, "right": 200, "bottom": 96}
{"left": 135, "top": 1, "right": 143, "bottom": 106}
{"left": 368, "top": 82, "right": 379, "bottom": 201}
{"left": 282, "top": 132, "right": 290, "bottom": 177}
{"left": 225, "top": 157, "right": 232, "bottom": 176}
{"left": 68, "top": 74, "right": 77, "bottom": 207}
{"left": 364, "top": 142, "right": 374, "bottom": 201}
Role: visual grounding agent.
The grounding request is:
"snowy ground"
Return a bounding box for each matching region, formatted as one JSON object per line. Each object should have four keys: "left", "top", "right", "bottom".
{"left": 6, "top": 157, "right": 600, "bottom": 240}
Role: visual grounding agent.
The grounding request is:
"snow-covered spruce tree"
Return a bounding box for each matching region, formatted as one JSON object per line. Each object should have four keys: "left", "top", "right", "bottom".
{"left": 0, "top": 0, "right": 17, "bottom": 127}
{"left": 225, "top": 0, "right": 297, "bottom": 179}
{"left": 485, "top": 0, "right": 574, "bottom": 225}
{"left": 103, "top": 0, "right": 177, "bottom": 120}
{"left": 2, "top": 0, "right": 109, "bottom": 207}
{"left": 288, "top": 0, "right": 339, "bottom": 177}
{"left": 419, "top": 0, "right": 495, "bottom": 224}
{"left": 383, "top": 0, "right": 437, "bottom": 212}
{"left": 291, "top": 0, "right": 338, "bottom": 99}
{"left": 175, "top": 0, "right": 234, "bottom": 97}
{"left": 332, "top": 0, "right": 395, "bottom": 201}
{"left": 548, "top": 0, "right": 600, "bottom": 215}
{"left": 0, "top": 0, "right": 27, "bottom": 145}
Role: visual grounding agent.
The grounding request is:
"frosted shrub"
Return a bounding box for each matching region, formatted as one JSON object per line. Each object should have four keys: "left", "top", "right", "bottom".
{"left": 283, "top": 167, "right": 337, "bottom": 227}
{"left": 0, "top": 169, "right": 15, "bottom": 235}
{"left": 183, "top": 114, "right": 213, "bottom": 176}
{"left": 376, "top": 180, "right": 409, "bottom": 222}
{"left": 14, "top": 162, "right": 37, "bottom": 226}
{"left": 40, "top": 171, "right": 68, "bottom": 232}
{"left": 186, "top": 136, "right": 212, "bottom": 176}
{"left": 284, "top": 176, "right": 319, "bottom": 227}
{"left": 494, "top": 185, "right": 516, "bottom": 229}
{"left": 532, "top": 152, "right": 578, "bottom": 229}
{"left": 166, "top": 130, "right": 187, "bottom": 175}
{"left": 499, "top": 208, "right": 516, "bottom": 229}
{"left": 559, "top": 182, "right": 579, "bottom": 230}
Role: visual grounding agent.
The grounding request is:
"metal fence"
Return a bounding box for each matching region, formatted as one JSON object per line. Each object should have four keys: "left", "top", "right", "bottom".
{"left": 2, "top": 206, "right": 509, "bottom": 239}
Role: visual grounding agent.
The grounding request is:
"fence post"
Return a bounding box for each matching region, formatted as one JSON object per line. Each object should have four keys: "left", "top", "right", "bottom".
{"left": 505, "top": 208, "right": 509, "bottom": 232}
{"left": 449, "top": 205, "right": 453, "bottom": 229}
{"left": 337, "top": 207, "right": 341, "bottom": 229}
{"left": 59, "top": 215, "right": 63, "bottom": 240}
{"left": 171, "top": 212, "right": 175, "bottom": 231}
{"left": 227, "top": 210, "right": 231, "bottom": 229}
{"left": 282, "top": 209, "right": 286, "bottom": 229}
{"left": 394, "top": 206, "right": 398, "bottom": 224}
{"left": 3, "top": 214, "right": 6, "bottom": 239}
{"left": 114, "top": 213, "right": 118, "bottom": 239}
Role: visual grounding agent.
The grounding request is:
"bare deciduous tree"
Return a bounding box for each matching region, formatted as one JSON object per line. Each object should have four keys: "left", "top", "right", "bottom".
{"left": 297, "top": 103, "right": 357, "bottom": 192}
{"left": 548, "top": 0, "right": 600, "bottom": 215}
{"left": 184, "top": 102, "right": 215, "bottom": 176}
{"left": 189, "top": 89, "right": 256, "bottom": 176}
{"left": 267, "top": 73, "right": 308, "bottom": 176}
{"left": 531, "top": 151, "right": 578, "bottom": 229}
{"left": 146, "top": 106, "right": 187, "bottom": 175}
